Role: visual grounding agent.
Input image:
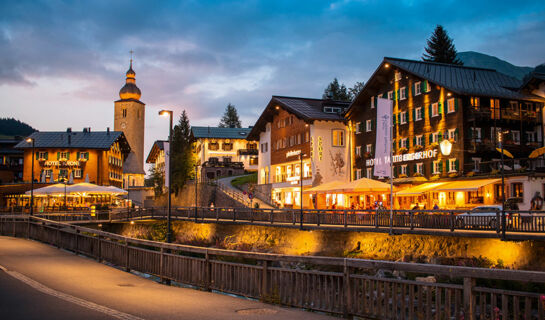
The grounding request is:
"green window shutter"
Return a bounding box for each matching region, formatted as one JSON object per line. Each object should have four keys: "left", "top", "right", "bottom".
{"left": 413, "top": 136, "right": 416, "bottom": 146}
{"left": 45, "top": 152, "right": 48, "bottom": 160}
{"left": 35, "top": 152, "right": 39, "bottom": 160}
{"left": 382, "top": 93, "right": 387, "bottom": 99}
{"left": 397, "top": 90, "right": 400, "bottom": 100}
{"left": 446, "top": 160, "right": 450, "bottom": 172}
{"left": 412, "top": 109, "right": 415, "bottom": 121}
{"left": 57, "top": 152, "right": 60, "bottom": 160}
{"left": 423, "top": 80, "right": 427, "bottom": 92}
{"left": 411, "top": 84, "right": 414, "bottom": 96}
{"left": 455, "top": 159, "right": 459, "bottom": 171}
{"left": 77, "top": 152, "right": 80, "bottom": 159}
{"left": 66, "top": 152, "right": 70, "bottom": 159}
{"left": 438, "top": 132, "right": 443, "bottom": 142}
{"left": 439, "top": 161, "right": 443, "bottom": 173}
{"left": 428, "top": 105, "right": 432, "bottom": 117}
{"left": 455, "top": 98, "right": 459, "bottom": 112}
{"left": 438, "top": 102, "right": 443, "bottom": 114}
{"left": 428, "top": 134, "right": 432, "bottom": 144}
{"left": 392, "top": 113, "right": 396, "bottom": 125}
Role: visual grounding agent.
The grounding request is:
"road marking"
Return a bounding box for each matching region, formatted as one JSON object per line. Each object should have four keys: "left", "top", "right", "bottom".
{"left": 0, "top": 264, "right": 144, "bottom": 320}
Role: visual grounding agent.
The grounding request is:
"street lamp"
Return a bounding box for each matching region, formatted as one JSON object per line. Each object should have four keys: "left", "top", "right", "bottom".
{"left": 159, "top": 109, "right": 173, "bottom": 243}
{"left": 194, "top": 164, "right": 199, "bottom": 222}
{"left": 26, "top": 138, "right": 35, "bottom": 216}
{"left": 439, "top": 139, "right": 452, "bottom": 156}
{"left": 299, "top": 153, "right": 306, "bottom": 230}
{"left": 498, "top": 130, "right": 509, "bottom": 209}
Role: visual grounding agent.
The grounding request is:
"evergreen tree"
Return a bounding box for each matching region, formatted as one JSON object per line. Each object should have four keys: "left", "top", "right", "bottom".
{"left": 171, "top": 110, "right": 195, "bottom": 194}
{"left": 218, "top": 103, "right": 242, "bottom": 128}
{"left": 349, "top": 81, "right": 365, "bottom": 100}
{"left": 322, "top": 78, "right": 351, "bottom": 101}
{"left": 422, "top": 25, "right": 463, "bottom": 65}
{"left": 0, "top": 118, "right": 37, "bottom": 136}
{"left": 147, "top": 165, "right": 165, "bottom": 197}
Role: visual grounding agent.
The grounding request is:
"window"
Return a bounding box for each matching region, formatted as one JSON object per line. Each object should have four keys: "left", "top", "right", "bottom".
{"left": 400, "top": 111, "right": 407, "bottom": 124}
{"left": 448, "top": 129, "right": 457, "bottom": 142}
{"left": 472, "top": 157, "right": 481, "bottom": 172}
{"left": 527, "top": 131, "right": 536, "bottom": 142}
{"left": 432, "top": 103, "right": 439, "bottom": 117}
{"left": 433, "top": 160, "right": 441, "bottom": 174}
{"left": 122, "top": 109, "right": 127, "bottom": 118}
{"left": 415, "top": 107, "right": 422, "bottom": 121}
{"left": 448, "top": 158, "right": 457, "bottom": 173}
{"left": 509, "top": 101, "right": 518, "bottom": 110}
{"left": 400, "top": 87, "right": 407, "bottom": 100}
{"left": 222, "top": 142, "right": 233, "bottom": 151}
{"left": 355, "top": 122, "right": 362, "bottom": 134}
{"left": 208, "top": 142, "right": 219, "bottom": 151}
{"left": 59, "top": 169, "right": 68, "bottom": 179}
{"left": 297, "top": 134, "right": 301, "bottom": 145}
{"left": 432, "top": 132, "right": 439, "bottom": 143}
{"left": 73, "top": 169, "right": 82, "bottom": 178}
{"left": 261, "top": 143, "right": 268, "bottom": 153}
{"left": 303, "top": 163, "right": 311, "bottom": 178}
{"left": 44, "top": 169, "right": 53, "bottom": 177}
{"left": 366, "top": 120, "right": 372, "bottom": 132}
{"left": 470, "top": 127, "right": 482, "bottom": 141}
{"left": 415, "top": 135, "right": 423, "bottom": 147}
{"left": 471, "top": 97, "right": 480, "bottom": 109}
{"left": 491, "top": 127, "right": 498, "bottom": 142}
{"left": 400, "top": 138, "right": 408, "bottom": 148}
{"left": 355, "top": 146, "right": 361, "bottom": 157}
{"left": 447, "top": 98, "right": 456, "bottom": 113}
{"left": 305, "top": 131, "right": 310, "bottom": 143}
{"left": 416, "top": 163, "right": 423, "bottom": 175}
{"left": 388, "top": 91, "right": 393, "bottom": 100}
{"left": 324, "top": 106, "right": 342, "bottom": 113}
{"left": 414, "top": 82, "right": 421, "bottom": 96}
{"left": 512, "top": 182, "right": 523, "bottom": 198}
{"left": 356, "top": 169, "right": 361, "bottom": 180}
{"left": 395, "top": 71, "right": 402, "bottom": 81}
{"left": 366, "top": 168, "right": 373, "bottom": 179}
{"left": 512, "top": 130, "right": 520, "bottom": 145}
{"left": 400, "top": 164, "right": 407, "bottom": 176}
{"left": 366, "top": 144, "right": 372, "bottom": 154}
{"left": 38, "top": 151, "right": 48, "bottom": 160}
{"left": 491, "top": 99, "right": 500, "bottom": 119}
{"left": 59, "top": 151, "right": 69, "bottom": 160}
{"left": 332, "top": 130, "right": 345, "bottom": 147}
{"left": 371, "top": 96, "right": 376, "bottom": 109}
{"left": 78, "top": 152, "right": 89, "bottom": 160}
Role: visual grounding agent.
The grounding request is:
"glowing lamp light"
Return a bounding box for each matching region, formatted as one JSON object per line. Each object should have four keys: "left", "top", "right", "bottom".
{"left": 384, "top": 63, "right": 390, "bottom": 68}
{"left": 26, "top": 138, "right": 33, "bottom": 143}
{"left": 275, "top": 106, "right": 280, "bottom": 110}
{"left": 447, "top": 92, "right": 452, "bottom": 97}
{"left": 158, "top": 110, "right": 171, "bottom": 117}
{"left": 440, "top": 139, "right": 452, "bottom": 156}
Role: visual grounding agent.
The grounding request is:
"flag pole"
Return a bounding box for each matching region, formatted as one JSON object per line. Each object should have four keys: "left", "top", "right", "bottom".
{"left": 389, "top": 99, "right": 394, "bottom": 235}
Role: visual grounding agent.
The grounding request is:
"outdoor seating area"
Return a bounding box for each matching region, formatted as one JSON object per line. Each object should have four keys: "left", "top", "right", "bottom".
{"left": 4, "top": 182, "right": 128, "bottom": 212}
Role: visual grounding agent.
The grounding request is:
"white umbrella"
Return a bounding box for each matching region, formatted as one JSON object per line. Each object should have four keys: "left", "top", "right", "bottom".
{"left": 84, "top": 174, "right": 89, "bottom": 183}
{"left": 49, "top": 173, "right": 54, "bottom": 183}
{"left": 104, "top": 185, "right": 128, "bottom": 194}
{"left": 41, "top": 171, "right": 46, "bottom": 183}
{"left": 25, "top": 183, "right": 67, "bottom": 195}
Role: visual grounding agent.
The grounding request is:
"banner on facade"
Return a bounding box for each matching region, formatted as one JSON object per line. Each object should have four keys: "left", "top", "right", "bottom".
{"left": 374, "top": 98, "right": 392, "bottom": 178}
{"left": 164, "top": 142, "right": 170, "bottom": 188}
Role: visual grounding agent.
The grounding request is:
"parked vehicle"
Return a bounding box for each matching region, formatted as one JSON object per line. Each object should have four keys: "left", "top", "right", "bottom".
{"left": 456, "top": 205, "right": 503, "bottom": 229}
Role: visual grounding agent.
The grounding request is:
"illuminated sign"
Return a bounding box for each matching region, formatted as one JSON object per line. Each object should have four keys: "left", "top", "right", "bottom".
{"left": 286, "top": 150, "right": 301, "bottom": 158}
{"left": 44, "top": 160, "right": 81, "bottom": 167}
{"left": 366, "top": 149, "right": 438, "bottom": 166}
{"left": 286, "top": 175, "right": 301, "bottom": 185}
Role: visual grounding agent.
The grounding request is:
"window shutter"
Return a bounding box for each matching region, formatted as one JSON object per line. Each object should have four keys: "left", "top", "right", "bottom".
{"left": 375, "top": 96, "right": 378, "bottom": 106}
{"left": 77, "top": 152, "right": 80, "bottom": 159}
{"left": 428, "top": 134, "right": 432, "bottom": 144}
{"left": 438, "top": 102, "right": 443, "bottom": 114}
{"left": 413, "top": 164, "right": 416, "bottom": 173}
{"left": 446, "top": 160, "right": 450, "bottom": 172}
{"left": 393, "top": 113, "right": 396, "bottom": 125}
{"left": 57, "top": 152, "right": 60, "bottom": 160}
{"left": 413, "top": 136, "right": 416, "bottom": 146}
{"left": 439, "top": 161, "right": 443, "bottom": 173}
{"left": 438, "top": 132, "right": 443, "bottom": 142}
{"left": 423, "top": 80, "right": 427, "bottom": 92}
{"left": 66, "top": 152, "right": 70, "bottom": 159}
{"left": 411, "top": 84, "right": 414, "bottom": 96}
{"left": 412, "top": 109, "right": 415, "bottom": 121}
{"left": 455, "top": 98, "right": 459, "bottom": 112}
{"left": 455, "top": 128, "right": 459, "bottom": 142}
{"left": 35, "top": 152, "right": 39, "bottom": 160}
{"left": 428, "top": 105, "right": 432, "bottom": 117}
{"left": 455, "top": 159, "right": 459, "bottom": 171}
{"left": 397, "top": 90, "right": 400, "bottom": 100}
{"left": 468, "top": 128, "right": 473, "bottom": 139}
{"left": 45, "top": 152, "right": 48, "bottom": 160}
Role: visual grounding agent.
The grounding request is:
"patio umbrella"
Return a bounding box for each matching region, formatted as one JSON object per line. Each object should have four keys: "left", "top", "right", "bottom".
{"left": 496, "top": 148, "right": 513, "bottom": 159}
{"left": 67, "top": 182, "right": 110, "bottom": 194}
{"left": 529, "top": 146, "right": 545, "bottom": 159}
{"left": 337, "top": 177, "right": 392, "bottom": 193}
{"left": 25, "top": 184, "right": 67, "bottom": 195}
{"left": 49, "top": 173, "right": 54, "bottom": 183}
{"left": 104, "top": 186, "right": 128, "bottom": 194}
{"left": 303, "top": 180, "right": 347, "bottom": 193}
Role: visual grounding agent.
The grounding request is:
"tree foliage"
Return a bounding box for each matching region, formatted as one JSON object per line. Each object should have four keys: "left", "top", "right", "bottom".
{"left": 171, "top": 110, "right": 195, "bottom": 194}
{"left": 0, "top": 118, "right": 36, "bottom": 136}
{"left": 422, "top": 25, "right": 463, "bottom": 65}
{"left": 218, "top": 103, "right": 242, "bottom": 128}
{"left": 323, "top": 78, "right": 365, "bottom": 101}
{"left": 147, "top": 165, "right": 165, "bottom": 197}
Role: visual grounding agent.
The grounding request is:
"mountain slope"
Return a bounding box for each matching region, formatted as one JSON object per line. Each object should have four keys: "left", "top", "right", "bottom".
{"left": 457, "top": 51, "right": 533, "bottom": 80}
{"left": 0, "top": 118, "right": 37, "bottom": 137}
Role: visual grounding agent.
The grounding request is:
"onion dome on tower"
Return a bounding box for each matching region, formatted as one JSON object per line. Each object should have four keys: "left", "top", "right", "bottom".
{"left": 119, "top": 60, "right": 142, "bottom": 100}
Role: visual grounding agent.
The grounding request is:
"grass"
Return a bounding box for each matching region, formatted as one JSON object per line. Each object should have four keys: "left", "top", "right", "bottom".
{"left": 230, "top": 173, "right": 257, "bottom": 188}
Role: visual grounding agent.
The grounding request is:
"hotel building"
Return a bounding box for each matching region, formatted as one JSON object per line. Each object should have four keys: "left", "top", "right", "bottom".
{"left": 346, "top": 57, "right": 545, "bottom": 209}
{"left": 191, "top": 126, "right": 258, "bottom": 180}
{"left": 15, "top": 128, "right": 131, "bottom": 188}
{"left": 248, "top": 96, "right": 350, "bottom": 208}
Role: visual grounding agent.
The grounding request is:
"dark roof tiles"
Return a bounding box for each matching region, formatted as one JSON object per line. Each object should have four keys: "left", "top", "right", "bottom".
{"left": 191, "top": 126, "right": 252, "bottom": 139}
{"left": 14, "top": 131, "right": 128, "bottom": 150}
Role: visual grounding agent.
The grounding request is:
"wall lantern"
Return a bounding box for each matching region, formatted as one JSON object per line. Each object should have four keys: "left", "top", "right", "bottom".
{"left": 384, "top": 63, "right": 390, "bottom": 68}
{"left": 440, "top": 139, "right": 452, "bottom": 156}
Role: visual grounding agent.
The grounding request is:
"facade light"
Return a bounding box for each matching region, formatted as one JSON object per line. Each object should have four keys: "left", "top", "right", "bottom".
{"left": 440, "top": 139, "right": 452, "bottom": 156}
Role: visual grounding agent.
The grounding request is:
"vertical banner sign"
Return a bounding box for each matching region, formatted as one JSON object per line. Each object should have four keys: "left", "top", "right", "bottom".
{"left": 164, "top": 142, "right": 170, "bottom": 188}
{"left": 374, "top": 97, "right": 393, "bottom": 177}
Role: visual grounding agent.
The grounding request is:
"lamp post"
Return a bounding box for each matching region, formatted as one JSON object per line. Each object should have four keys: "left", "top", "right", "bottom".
{"left": 194, "top": 164, "right": 198, "bottom": 222}
{"left": 498, "top": 131, "right": 507, "bottom": 206}
{"left": 299, "top": 153, "right": 305, "bottom": 230}
{"left": 26, "top": 138, "right": 35, "bottom": 216}
{"left": 159, "top": 109, "right": 173, "bottom": 243}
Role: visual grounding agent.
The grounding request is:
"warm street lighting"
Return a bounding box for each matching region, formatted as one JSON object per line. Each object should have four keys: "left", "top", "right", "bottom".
{"left": 194, "top": 164, "right": 199, "bottom": 222}
{"left": 299, "top": 153, "right": 306, "bottom": 230}
{"left": 159, "top": 109, "right": 174, "bottom": 243}
{"left": 26, "top": 138, "right": 35, "bottom": 216}
{"left": 440, "top": 139, "right": 452, "bottom": 156}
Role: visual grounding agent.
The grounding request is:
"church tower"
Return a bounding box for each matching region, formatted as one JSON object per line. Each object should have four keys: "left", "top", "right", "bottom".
{"left": 114, "top": 58, "right": 145, "bottom": 187}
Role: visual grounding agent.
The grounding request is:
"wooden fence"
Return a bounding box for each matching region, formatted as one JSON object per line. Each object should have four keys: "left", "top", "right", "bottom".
{"left": 1, "top": 215, "right": 544, "bottom": 319}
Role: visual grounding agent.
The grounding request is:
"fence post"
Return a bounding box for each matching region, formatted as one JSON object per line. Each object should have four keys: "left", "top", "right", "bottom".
{"left": 450, "top": 211, "right": 455, "bottom": 232}
{"left": 96, "top": 234, "right": 101, "bottom": 261}
{"left": 410, "top": 211, "right": 414, "bottom": 230}
{"left": 463, "top": 277, "right": 476, "bottom": 320}
{"left": 125, "top": 241, "right": 130, "bottom": 272}
{"left": 344, "top": 210, "right": 348, "bottom": 228}
{"left": 316, "top": 211, "right": 320, "bottom": 227}
{"left": 270, "top": 210, "right": 274, "bottom": 224}
{"left": 343, "top": 259, "right": 352, "bottom": 318}
{"left": 216, "top": 208, "right": 219, "bottom": 222}
{"left": 374, "top": 210, "right": 379, "bottom": 228}
{"left": 261, "top": 260, "right": 268, "bottom": 301}
{"left": 496, "top": 210, "right": 501, "bottom": 234}
{"left": 250, "top": 208, "right": 254, "bottom": 223}
{"left": 205, "top": 249, "right": 211, "bottom": 291}
{"left": 292, "top": 211, "right": 296, "bottom": 225}
{"left": 160, "top": 247, "right": 165, "bottom": 283}
{"left": 501, "top": 210, "right": 506, "bottom": 240}
{"left": 233, "top": 208, "right": 236, "bottom": 222}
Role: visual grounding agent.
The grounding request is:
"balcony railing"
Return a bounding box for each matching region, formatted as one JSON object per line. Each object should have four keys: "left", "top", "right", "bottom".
{"left": 273, "top": 173, "right": 312, "bottom": 183}
{"left": 237, "top": 149, "right": 258, "bottom": 155}
{"left": 202, "top": 160, "right": 244, "bottom": 169}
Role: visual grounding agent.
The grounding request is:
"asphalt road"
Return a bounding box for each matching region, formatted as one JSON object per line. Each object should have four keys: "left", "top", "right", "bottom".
{"left": 0, "top": 236, "right": 334, "bottom": 320}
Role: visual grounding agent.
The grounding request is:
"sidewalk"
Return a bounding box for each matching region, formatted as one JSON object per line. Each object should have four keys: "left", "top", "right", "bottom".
{"left": 217, "top": 175, "right": 274, "bottom": 209}
{"left": 0, "top": 236, "right": 333, "bottom": 320}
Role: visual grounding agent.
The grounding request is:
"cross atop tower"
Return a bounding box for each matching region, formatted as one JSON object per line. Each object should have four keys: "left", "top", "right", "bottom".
{"left": 129, "top": 50, "right": 134, "bottom": 67}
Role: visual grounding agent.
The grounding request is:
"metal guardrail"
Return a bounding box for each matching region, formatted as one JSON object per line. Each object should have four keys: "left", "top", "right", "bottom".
{"left": 1, "top": 215, "right": 544, "bottom": 319}
{"left": 109, "top": 207, "right": 545, "bottom": 239}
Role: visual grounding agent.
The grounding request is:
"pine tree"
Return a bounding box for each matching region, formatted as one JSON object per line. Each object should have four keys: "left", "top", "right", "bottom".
{"left": 349, "top": 81, "right": 365, "bottom": 100}
{"left": 322, "top": 78, "right": 352, "bottom": 101}
{"left": 147, "top": 165, "right": 165, "bottom": 197}
{"left": 218, "top": 103, "right": 242, "bottom": 128}
{"left": 422, "top": 25, "right": 463, "bottom": 65}
{"left": 171, "top": 110, "right": 195, "bottom": 194}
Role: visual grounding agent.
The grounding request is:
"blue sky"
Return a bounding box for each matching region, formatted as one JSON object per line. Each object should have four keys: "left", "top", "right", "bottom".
{"left": 1, "top": 0, "right": 544, "bottom": 165}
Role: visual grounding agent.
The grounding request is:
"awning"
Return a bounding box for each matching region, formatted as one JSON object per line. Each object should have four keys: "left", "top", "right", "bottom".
{"left": 303, "top": 181, "right": 347, "bottom": 193}
{"left": 337, "top": 178, "right": 392, "bottom": 193}
{"left": 435, "top": 179, "right": 500, "bottom": 192}
{"left": 396, "top": 182, "right": 448, "bottom": 196}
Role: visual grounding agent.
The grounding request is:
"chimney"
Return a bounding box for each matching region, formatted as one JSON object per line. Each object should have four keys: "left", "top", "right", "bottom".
{"left": 67, "top": 127, "right": 72, "bottom": 133}
{"left": 107, "top": 127, "right": 110, "bottom": 135}
{"left": 88, "top": 127, "right": 91, "bottom": 133}
{"left": 83, "top": 128, "right": 87, "bottom": 133}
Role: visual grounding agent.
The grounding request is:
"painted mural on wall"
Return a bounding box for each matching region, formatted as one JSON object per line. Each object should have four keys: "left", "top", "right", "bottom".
{"left": 329, "top": 150, "right": 345, "bottom": 176}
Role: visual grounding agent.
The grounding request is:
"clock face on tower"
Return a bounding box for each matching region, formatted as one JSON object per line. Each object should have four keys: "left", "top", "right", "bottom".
{"left": 121, "top": 122, "right": 126, "bottom": 129}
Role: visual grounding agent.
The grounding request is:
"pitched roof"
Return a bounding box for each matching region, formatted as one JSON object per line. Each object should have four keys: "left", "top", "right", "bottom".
{"left": 14, "top": 130, "right": 131, "bottom": 153}
{"left": 123, "top": 151, "right": 145, "bottom": 175}
{"left": 384, "top": 57, "right": 541, "bottom": 100}
{"left": 191, "top": 126, "right": 252, "bottom": 139}
{"left": 145, "top": 140, "right": 167, "bottom": 164}
{"left": 247, "top": 96, "right": 349, "bottom": 140}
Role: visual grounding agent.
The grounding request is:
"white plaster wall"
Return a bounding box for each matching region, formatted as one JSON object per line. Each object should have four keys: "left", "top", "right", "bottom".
{"left": 309, "top": 121, "right": 350, "bottom": 186}
{"left": 506, "top": 176, "right": 545, "bottom": 210}
{"left": 258, "top": 123, "right": 271, "bottom": 184}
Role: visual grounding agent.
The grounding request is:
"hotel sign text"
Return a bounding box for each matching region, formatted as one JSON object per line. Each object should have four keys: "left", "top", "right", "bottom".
{"left": 366, "top": 149, "right": 438, "bottom": 166}
{"left": 44, "top": 160, "right": 81, "bottom": 167}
